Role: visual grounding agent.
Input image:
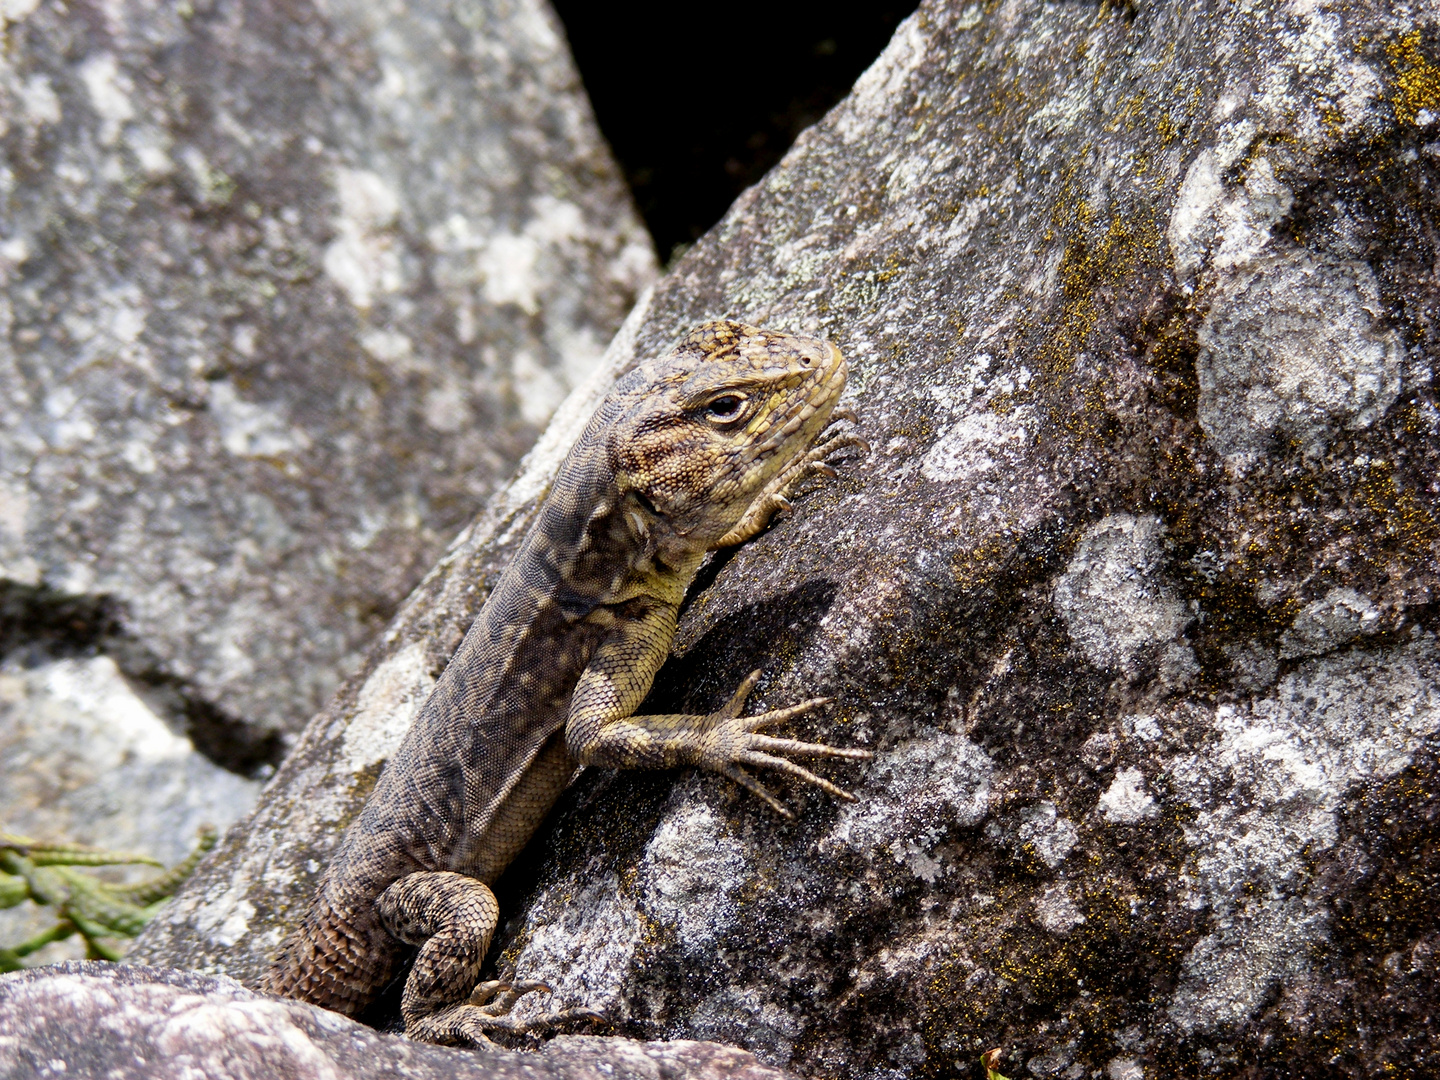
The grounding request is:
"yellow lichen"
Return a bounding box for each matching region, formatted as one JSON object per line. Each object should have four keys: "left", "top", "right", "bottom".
{"left": 1105, "top": 92, "right": 1146, "bottom": 135}
{"left": 1032, "top": 209, "right": 1165, "bottom": 438}
{"left": 1386, "top": 31, "right": 1440, "bottom": 126}
{"left": 1359, "top": 463, "right": 1438, "bottom": 557}
{"left": 873, "top": 252, "right": 908, "bottom": 284}
{"left": 1156, "top": 112, "right": 1177, "bottom": 147}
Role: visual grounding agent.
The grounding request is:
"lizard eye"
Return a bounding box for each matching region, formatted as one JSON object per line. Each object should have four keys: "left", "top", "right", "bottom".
{"left": 705, "top": 394, "right": 747, "bottom": 422}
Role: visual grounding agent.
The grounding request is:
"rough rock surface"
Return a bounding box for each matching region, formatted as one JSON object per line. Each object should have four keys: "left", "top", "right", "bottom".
{"left": 0, "top": 0, "right": 655, "bottom": 759}
{"left": 136, "top": 1, "right": 1440, "bottom": 1078}
{"left": 0, "top": 963, "right": 795, "bottom": 1080}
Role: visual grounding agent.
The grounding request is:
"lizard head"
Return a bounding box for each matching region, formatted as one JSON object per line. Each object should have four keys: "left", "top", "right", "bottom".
{"left": 610, "top": 320, "right": 847, "bottom": 550}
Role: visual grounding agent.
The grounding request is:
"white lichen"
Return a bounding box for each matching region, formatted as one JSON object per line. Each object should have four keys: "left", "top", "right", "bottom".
{"left": 1277, "top": 586, "right": 1381, "bottom": 659}
{"left": 829, "top": 733, "right": 992, "bottom": 881}
{"left": 508, "top": 871, "right": 641, "bottom": 1023}
{"left": 207, "top": 381, "right": 311, "bottom": 460}
{"left": 640, "top": 801, "right": 749, "bottom": 953}
{"left": 1035, "top": 884, "right": 1086, "bottom": 935}
{"left": 921, "top": 408, "right": 1032, "bottom": 483}
{"left": 1053, "top": 515, "right": 1189, "bottom": 671}
{"left": 1096, "top": 768, "right": 1159, "bottom": 825}
{"left": 323, "top": 168, "right": 404, "bottom": 310}
{"left": 336, "top": 641, "right": 434, "bottom": 774}
{"left": 1167, "top": 636, "right": 1440, "bottom": 1031}
{"left": 1196, "top": 250, "right": 1403, "bottom": 465}
{"left": 1016, "top": 801, "right": 1080, "bottom": 868}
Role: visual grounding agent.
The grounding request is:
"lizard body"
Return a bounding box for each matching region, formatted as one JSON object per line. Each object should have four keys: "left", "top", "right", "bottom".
{"left": 264, "top": 321, "right": 867, "bottom": 1044}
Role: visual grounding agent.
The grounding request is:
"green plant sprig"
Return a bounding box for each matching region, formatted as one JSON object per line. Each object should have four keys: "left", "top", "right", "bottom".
{"left": 0, "top": 826, "right": 217, "bottom": 971}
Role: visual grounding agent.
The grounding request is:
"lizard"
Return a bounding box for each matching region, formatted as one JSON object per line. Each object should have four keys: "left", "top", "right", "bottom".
{"left": 263, "top": 320, "right": 869, "bottom": 1046}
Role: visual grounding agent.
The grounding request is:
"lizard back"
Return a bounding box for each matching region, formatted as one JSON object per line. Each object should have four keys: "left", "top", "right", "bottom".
{"left": 266, "top": 396, "right": 634, "bottom": 1013}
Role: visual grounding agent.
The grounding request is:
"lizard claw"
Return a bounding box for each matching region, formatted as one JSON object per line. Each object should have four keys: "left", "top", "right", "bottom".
{"left": 746, "top": 731, "right": 869, "bottom": 760}
{"left": 715, "top": 409, "right": 865, "bottom": 548}
{"left": 721, "top": 764, "right": 793, "bottom": 818}
{"left": 717, "top": 669, "right": 764, "bottom": 718}
{"left": 423, "top": 973, "right": 597, "bottom": 1044}
{"left": 706, "top": 678, "right": 868, "bottom": 815}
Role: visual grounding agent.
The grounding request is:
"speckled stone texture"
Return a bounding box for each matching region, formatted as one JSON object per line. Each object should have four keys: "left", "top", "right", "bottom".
{"left": 0, "top": 0, "right": 656, "bottom": 756}
{"left": 0, "top": 963, "right": 796, "bottom": 1080}
{"left": 135, "top": 1, "right": 1440, "bottom": 1077}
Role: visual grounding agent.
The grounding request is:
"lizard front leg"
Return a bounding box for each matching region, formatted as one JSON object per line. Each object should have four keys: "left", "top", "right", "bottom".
{"left": 566, "top": 602, "right": 870, "bottom": 817}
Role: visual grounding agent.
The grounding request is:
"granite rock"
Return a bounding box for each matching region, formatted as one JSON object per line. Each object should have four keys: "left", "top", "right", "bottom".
{"left": 0, "top": 962, "right": 796, "bottom": 1080}
{"left": 135, "top": 1, "right": 1440, "bottom": 1077}
{"left": 0, "top": 0, "right": 655, "bottom": 758}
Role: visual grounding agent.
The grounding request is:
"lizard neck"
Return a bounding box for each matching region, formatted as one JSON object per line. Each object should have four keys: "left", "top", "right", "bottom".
{"left": 519, "top": 413, "right": 715, "bottom": 618}
{"left": 563, "top": 485, "right": 706, "bottom": 610}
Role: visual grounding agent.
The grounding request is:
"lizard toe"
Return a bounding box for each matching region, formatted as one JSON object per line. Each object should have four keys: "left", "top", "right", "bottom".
{"left": 720, "top": 763, "right": 793, "bottom": 818}
{"left": 517, "top": 1006, "right": 608, "bottom": 1033}
{"left": 737, "top": 697, "right": 834, "bottom": 732}
{"left": 410, "top": 1001, "right": 605, "bottom": 1046}
{"left": 467, "top": 977, "right": 550, "bottom": 1011}
{"left": 735, "top": 749, "right": 857, "bottom": 801}
{"left": 715, "top": 669, "right": 763, "bottom": 719}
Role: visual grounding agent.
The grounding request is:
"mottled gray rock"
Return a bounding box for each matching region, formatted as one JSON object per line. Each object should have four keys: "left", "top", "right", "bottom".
{"left": 1277, "top": 585, "right": 1382, "bottom": 659}
{"left": 0, "top": 0, "right": 655, "bottom": 755}
{"left": 0, "top": 963, "right": 796, "bottom": 1080}
{"left": 136, "top": 1, "right": 1440, "bottom": 1078}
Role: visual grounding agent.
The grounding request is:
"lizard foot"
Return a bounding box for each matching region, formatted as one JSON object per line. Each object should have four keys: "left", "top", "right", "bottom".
{"left": 715, "top": 417, "right": 868, "bottom": 547}
{"left": 407, "top": 995, "right": 605, "bottom": 1046}
{"left": 702, "top": 669, "right": 872, "bottom": 818}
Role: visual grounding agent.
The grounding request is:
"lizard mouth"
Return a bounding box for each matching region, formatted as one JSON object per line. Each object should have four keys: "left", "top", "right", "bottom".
{"left": 755, "top": 338, "right": 847, "bottom": 459}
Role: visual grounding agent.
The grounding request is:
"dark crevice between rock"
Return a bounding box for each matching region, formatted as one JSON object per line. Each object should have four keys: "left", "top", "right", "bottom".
{"left": 550, "top": 2, "right": 920, "bottom": 259}
{"left": 0, "top": 579, "right": 284, "bottom": 779}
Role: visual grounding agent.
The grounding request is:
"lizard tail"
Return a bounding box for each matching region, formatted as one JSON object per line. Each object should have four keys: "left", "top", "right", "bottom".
{"left": 263, "top": 888, "right": 397, "bottom": 1017}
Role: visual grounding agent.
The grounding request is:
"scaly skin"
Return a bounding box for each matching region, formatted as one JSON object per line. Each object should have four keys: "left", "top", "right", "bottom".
{"left": 263, "top": 321, "right": 868, "bottom": 1045}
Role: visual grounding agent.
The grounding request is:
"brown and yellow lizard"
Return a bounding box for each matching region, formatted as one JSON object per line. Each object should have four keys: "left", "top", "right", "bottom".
{"left": 264, "top": 320, "right": 868, "bottom": 1044}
